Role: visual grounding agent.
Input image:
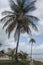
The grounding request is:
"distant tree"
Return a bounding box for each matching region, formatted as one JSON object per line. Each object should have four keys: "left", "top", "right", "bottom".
{"left": 29, "top": 38, "right": 36, "bottom": 65}
{"left": 17, "top": 51, "right": 28, "bottom": 62}
{"left": 0, "top": 43, "right": 4, "bottom": 57}
{"left": 0, "top": 50, "right": 5, "bottom": 57}
{"left": 6, "top": 48, "right": 16, "bottom": 60}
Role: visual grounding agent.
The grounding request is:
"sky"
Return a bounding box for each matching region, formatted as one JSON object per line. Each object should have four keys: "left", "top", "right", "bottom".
{"left": 0, "top": 0, "right": 43, "bottom": 58}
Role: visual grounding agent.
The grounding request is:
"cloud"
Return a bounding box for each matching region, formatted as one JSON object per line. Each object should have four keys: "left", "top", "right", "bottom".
{"left": 27, "top": 38, "right": 30, "bottom": 42}
{"left": 0, "top": 0, "right": 9, "bottom": 9}
{"left": 18, "top": 41, "right": 31, "bottom": 53}
{"left": 0, "top": 24, "right": 7, "bottom": 42}
{"left": 18, "top": 41, "right": 43, "bottom": 56}
{"left": 21, "top": 33, "right": 29, "bottom": 38}
{"left": 35, "top": 44, "right": 43, "bottom": 50}
{"left": 31, "top": 0, "right": 43, "bottom": 35}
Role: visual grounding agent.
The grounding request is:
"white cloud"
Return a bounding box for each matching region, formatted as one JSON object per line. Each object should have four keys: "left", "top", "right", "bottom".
{"left": 21, "top": 33, "right": 29, "bottom": 38}
{"left": 0, "top": 0, "right": 9, "bottom": 9}
{"left": 18, "top": 42, "right": 31, "bottom": 53}
{"left": 35, "top": 44, "right": 43, "bottom": 50}
{"left": 27, "top": 38, "right": 30, "bottom": 42}
{"left": 31, "top": 0, "right": 43, "bottom": 35}
{"left": 39, "top": 20, "right": 43, "bottom": 26}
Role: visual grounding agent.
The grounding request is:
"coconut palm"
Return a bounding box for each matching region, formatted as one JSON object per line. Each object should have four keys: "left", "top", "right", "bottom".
{"left": 29, "top": 38, "right": 36, "bottom": 65}
{"left": 0, "top": 0, "right": 39, "bottom": 60}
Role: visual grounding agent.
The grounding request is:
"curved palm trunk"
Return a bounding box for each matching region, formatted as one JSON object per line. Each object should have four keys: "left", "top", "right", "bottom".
{"left": 30, "top": 43, "right": 33, "bottom": 65}
{"left": 15, "top": 29, "right": 20, "bottom": 61}
{"left": 31, "top": 43, "right": 33, "bottom": 61}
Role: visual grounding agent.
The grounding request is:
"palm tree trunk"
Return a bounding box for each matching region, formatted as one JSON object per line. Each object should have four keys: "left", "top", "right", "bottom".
{"left": 15, "top": 29, "right": 20, "bottom": 61}
{"left": 30, "top": 43, "right": 33, "bottom": 65}
{"left": 31, "top": 43, "right": 32, "bottom": 61}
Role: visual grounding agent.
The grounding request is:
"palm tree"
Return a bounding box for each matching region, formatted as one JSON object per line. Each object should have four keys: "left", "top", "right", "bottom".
{"left": 29, "top": 38, "right": 36, "bottom": 65}
{"left": 0, "top": 0, "right": 39, "bottom": 60}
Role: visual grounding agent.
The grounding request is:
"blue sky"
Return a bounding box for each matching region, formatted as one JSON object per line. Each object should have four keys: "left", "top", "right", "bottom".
{"left": 0, "top": 0, "right": 43, "bottom": 58}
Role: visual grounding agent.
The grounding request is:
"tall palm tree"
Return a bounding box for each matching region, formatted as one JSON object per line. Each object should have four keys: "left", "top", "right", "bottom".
{"left": 29, "top": 38, "right": 36, "bottom": 65}
{"left": 0, "top": 0, "right": 39, "bottom": 60}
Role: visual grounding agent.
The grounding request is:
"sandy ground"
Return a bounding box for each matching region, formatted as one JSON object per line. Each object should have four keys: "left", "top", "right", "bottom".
{"left": 34, "top": 58, "right": 43, "bottom": 62}
{"left": 0, "top": 57, "right": 9, "bottom": 60}
{"left": 0, "top": 57, "right": 43, "bottom": 62}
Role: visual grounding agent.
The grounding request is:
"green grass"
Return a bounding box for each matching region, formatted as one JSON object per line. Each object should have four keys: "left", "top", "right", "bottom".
{"left": 0, "top": 60, "right": 43, "bottom": 65}
{"left": 0, "top": 60, "right": 29, "bottom": 65}
{"left": 34, "top": 61, "right": 43, "bottom": 65}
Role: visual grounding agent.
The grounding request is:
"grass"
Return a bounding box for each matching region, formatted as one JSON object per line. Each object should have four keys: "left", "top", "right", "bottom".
{"left": 0, "top": 60, "right": 43, "bottom": 65}
{"left": 0, "top": 60, "right": 29, "bottom": 65}
{"left": 34, "top": 61, "right": 43, "bottom": 65}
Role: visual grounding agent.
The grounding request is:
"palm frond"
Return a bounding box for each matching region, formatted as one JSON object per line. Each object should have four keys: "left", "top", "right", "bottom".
{"left": 3, "top": 18, "right": 14, "bottom": 29}
{"left": 23, "top": 24, "right": 31, "bottom": 34}
{"left": 25, "top": 15, "right": 39, "bottom": 31}
{"left": 24, "top": 0, "right": 36, "bottom": 13}
{"left": 31, "top": 23, "right": 38, "bottom": 31}
{"left": 29, "top": 38, "right": 36, "bottom": 43}
{"left": 26, "top": 15, "right": 39, "bottom": 22}
{"left": 17, "top": 0, "right": 26, "bottom": 7}
{"left": 0, "top": 15, "right": 15, "bottom": 22}
{"left": 2, "top": 11, "right": 15, "bottom": 16}
{"left": 21, "top": 18, "right": 31, "bottom": 34}
{"left": 6, "top": 21, "right": 17, "bottom": 38}
{"left": 9, "top": 0, "right": 19, "bottom": 13}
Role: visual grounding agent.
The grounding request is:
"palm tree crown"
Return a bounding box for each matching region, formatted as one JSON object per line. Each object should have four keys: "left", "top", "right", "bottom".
{"left": 29, "top": 38, "right": 36, "bottom": 43}
{"left": 1, "top": 0, "right": 39, "bottom": 39}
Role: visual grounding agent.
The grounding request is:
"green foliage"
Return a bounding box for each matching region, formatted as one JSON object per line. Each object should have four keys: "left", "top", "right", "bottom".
{"left": 24, "top": 0, "right": 36, "bottom": 13}
{"left": 17, "top": 51, "right": 28, "bottom": 63}
{"left": 0, "top": 50, "right": 5, "bottom": 57}
{"left": 17, "top": 0, "right": 26, "bottom": 7}
{"left": 5, "top": 48, "right": 16, "bottom": 60}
